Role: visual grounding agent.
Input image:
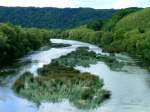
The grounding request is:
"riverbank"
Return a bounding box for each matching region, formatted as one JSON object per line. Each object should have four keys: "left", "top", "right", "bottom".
{"left": 60, "top": 25, "right": 150, "bottom": 71}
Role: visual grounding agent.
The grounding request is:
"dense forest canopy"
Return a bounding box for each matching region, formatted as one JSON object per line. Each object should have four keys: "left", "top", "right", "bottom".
{"left": 0, "top": 6, "right": 117, "bottom": 28}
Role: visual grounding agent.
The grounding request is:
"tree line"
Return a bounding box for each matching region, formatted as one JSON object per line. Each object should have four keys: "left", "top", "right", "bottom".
{"left": 0, "top": 23, "right": 59, "bottom": 66}
{"left": 0, "top": 6, "right": 117, "bottom": 29}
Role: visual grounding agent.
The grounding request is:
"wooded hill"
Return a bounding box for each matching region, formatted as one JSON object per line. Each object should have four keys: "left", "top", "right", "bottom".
{"left": 0, "top": 6, "right": 117, "bottom": 28}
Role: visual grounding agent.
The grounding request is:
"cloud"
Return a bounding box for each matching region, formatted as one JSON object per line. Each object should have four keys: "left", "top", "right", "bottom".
{"left": 74, "top": 0, "right": 150, "bottom": 9}
{"left": 113, "top": 0, "right": 150, "bottom": 9}
{"left": 0, "top": 0, "right": 77, "bottom": 8}
{"left": 0, "top": 0, "right": 149, "bottom": 9}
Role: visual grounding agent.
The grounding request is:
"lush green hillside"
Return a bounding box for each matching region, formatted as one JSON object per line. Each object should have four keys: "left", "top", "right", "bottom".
{"left": 103, "top": 8, "right": 150, "bottom": 69}
{"left": 62, "top": 8, "right": 150, "bottom": 70}
{"left": 108, "top": 8, "right": 150, "bottom": 54}
{"left": 0, "top": 6, "right": 117, "bottom": 28}
{"left": 108, "top": 8, "right": 150, "bottom": 67}
{"left": 103, "top": 7, "right": 142, "bottom": 31}
{"left": 115, "top": 8, "right": 150, "bottom": 32}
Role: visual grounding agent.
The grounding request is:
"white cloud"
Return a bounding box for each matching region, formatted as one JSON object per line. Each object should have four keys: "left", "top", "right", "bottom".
{"left": 113, "top": 0, "right": 150, "bottom": 9}
{"left": 0, "top": 0, "right": 77, "bottom": 8}
{"left": 0, "top": 0, "right": 149, "bottom": 9}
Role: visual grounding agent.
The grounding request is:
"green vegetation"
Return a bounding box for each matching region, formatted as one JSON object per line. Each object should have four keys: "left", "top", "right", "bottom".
{"left": 13, "top": 62, "right": 110, "bottom": 109}
{"left": 61, "top": 7, "right": 150, "bottom": 70}
{"left": 0, "top": 69, "right": 16, "bottom": 77}
{"left": 0, "top": 7, "right": 147, "bottom": 69}
{"left": 97, "top": 55, "right": 124, "bottom": 71}
{"left": 63, "top": 26, "right": 103, "bottom": 45}
{"left": 62, "top": 26, "right": 113, "bottom": 48}
{"left": 87, "top": 19, "right": 103, "bottom": 31}
{"left": 52, "top": 47, "right": 98, "bottom": 67}
{"left": 115, "top": 8, "right": 150, "bottom": 32}
{"left": 0, "top": 6, "right": 117, "bottom": 28}
{"left": 52, "top": 47, "right": 124, "bottom": 71}
{"left": 2, "top": 6, "right": 150, "bottom": 111}
{"left": 103, "top": 7, "right": 142, "bottom": 31}
{"left": 106, "top": 8, "right": 150, "bottom": 68}
{"left": 0, "top": 23, "right": 59, "bottom": 66}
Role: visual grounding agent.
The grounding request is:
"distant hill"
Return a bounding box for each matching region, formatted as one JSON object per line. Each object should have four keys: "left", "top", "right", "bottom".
{"left": 0, "top": 6, "right": 117, "bottom": 28}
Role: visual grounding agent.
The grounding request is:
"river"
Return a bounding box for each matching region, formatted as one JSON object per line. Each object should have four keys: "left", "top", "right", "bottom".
{"left": 0, "top": 39, "right": 150, "bottom": 112}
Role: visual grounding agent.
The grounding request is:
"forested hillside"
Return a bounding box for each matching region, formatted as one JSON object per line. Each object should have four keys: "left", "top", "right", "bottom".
{"left": 61, "top": 7, "right": 150, "bottom": 70}
{"left": 109, "top": 8, "right": 150, "bottom": 66}
{"left": 0, "top": 6, "right": 117, "bottom": 28}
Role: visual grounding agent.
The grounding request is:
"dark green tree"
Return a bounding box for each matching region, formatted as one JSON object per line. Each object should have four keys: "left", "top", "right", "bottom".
{"left": 87, "top": 19, "right": 103, "bottom": 31}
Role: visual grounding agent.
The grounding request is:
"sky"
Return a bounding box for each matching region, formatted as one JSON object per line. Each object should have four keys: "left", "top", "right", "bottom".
{"left": 0, "top": 0, "right": 150, "bottom": 9}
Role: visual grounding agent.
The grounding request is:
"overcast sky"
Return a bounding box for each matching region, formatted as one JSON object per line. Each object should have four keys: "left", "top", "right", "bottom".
{"left": 0, "top": 0, "right": 150, "bottom": 9}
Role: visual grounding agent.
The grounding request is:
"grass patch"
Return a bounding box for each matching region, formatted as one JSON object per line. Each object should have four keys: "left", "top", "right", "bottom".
{"left": 52, "top": 47, "right": 98, "bottom": 67}
{"left": 52, "top": 47, "right": 124, "bottom": 71}
{"left": 13, "top": 62, "right": 110, "bottom": 109}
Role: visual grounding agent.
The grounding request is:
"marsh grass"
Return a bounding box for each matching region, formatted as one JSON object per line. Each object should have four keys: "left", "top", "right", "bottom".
{"left": 13, "top": 62, "right": 110, "bottom": 109}
{"left": 51, "top": 47, "right": 98, "bottom": 67}
{"left": 52, "top": 47, "right": 124, "bottom": 71}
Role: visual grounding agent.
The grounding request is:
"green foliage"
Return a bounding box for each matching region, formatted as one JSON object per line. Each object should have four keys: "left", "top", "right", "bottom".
{"left": 0, "top": 6, "right": 117, "bottom": 28}
{"left": 101, "top": 32, "right": 113, "bottom": 45}
{"left": 60, "top": 7, "right": 150, "bottom": 70}
{"left": 138, "top": 27, "right": 145, "bottom": 33}
{"left": 52, "top": 47, "right": 98, "bottom": 67}
{"left": 13, "top": 62, "right": 110, "bottom": 109}
{"left": 103, "top": 7, "right": 142, "bottom": 31}
{"left": 65, "top": 26, "right": 103, "bottom": 45}
{"left": 115, "top": 8, "right": 150, "bottom": 32}
{"left": 52, "top": 47, "right": 125, "bottom": 71}
{"left": 0, "top": 31, "right": 7, "bottom": 48}
{"left": 101, "top": 8, "right": 150, "bottom": 69}
{"left": 87, "top": 19, "right": 103, "bottom": 31}
{"left": 0, "top": 23, "right": 58, "bottom": 66}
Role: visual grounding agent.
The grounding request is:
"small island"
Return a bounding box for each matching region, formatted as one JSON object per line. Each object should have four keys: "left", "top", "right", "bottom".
{"left": 13, "top": 61, "right": 110, "bottom": 109}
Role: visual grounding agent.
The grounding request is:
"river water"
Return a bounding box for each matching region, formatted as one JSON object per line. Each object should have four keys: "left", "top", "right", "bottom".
{"left": 0, "top": 39, "right": 150, "bottom": 112}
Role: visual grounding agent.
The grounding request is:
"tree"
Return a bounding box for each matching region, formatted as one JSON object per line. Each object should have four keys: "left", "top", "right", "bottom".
{"left": 101, "top": 32, "right": 113, "bottom": 45}
{"left": 87, "top": 19, "right": 103, "bottom": 31}
{"left": 0, "top": 31, "right": 7, "bottom": 48}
